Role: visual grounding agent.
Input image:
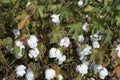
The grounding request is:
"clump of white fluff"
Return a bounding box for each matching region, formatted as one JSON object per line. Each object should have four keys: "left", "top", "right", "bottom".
{"left": 15, "top": 65, "right": 26, "bottom": 77}
{"left": 28, "top": 47, "right": 39, "bottom": 60}
{"left": 56, "top": 74, "right": 63, "bottom": 80}
{"left": 49, "top": 47, "right": 66, "bottom": 64}
{"left": 15, "top": 40, "right": 25, "bottom": 59}
{"left": 115, "top": 44, "right": 120, "bottom": 57}
{"left": 45, "top": 68, "right": 56, "bottom": 80}
{"left": 59, "top": 37, "right": 70, "bottom": 47}
{"left": 51, "top": 14, "right": 60, "bottom": 24}
{"left": 99, "top": 67, "right": 108, "bottom": 79}
{"left": 76, "top": 64, "right": 88, "bottom": 76}
{"left": 78, "top": 0, "right": 84, "bottom": 7}
{"left": 82, "top": 22, "right": 88, "bottom": 32}
{"left": 25, "top": 70, "right": 34, "bottom": 80}
{"left": 76, "top": 44, "right": 92, "bottom": 60}
{"left": 27, "top": 35, "right": 38, "bottom": 48}
{"left": 13, "top": 29, "right": 20, "bottom": 38}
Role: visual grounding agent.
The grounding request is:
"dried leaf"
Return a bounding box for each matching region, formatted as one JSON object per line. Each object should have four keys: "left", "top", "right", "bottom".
{"left": 18, "top": 15, "right": 30, "bottom": 29}
{"left": 113, "top": 66, "right": 120, "bottom": 78}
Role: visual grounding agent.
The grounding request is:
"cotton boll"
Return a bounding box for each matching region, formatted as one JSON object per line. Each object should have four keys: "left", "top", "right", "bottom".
{"left": 13, "top": 29, "right": 20, "bottom": 38}
{"left": 78, "top": 0, "right": 83, "bottom": 6}
{"left": 78, "top": 34, "right": 84, "bottom": 43}
{"left": 58, "top": 55, "right": 66, "bottom": 64}
{"left": 82, "top": 22, "right": 88, "bottom": 32}
{"left": 27, "top": 35, "right": 38, "bottom": 48}
{"left": 45, "top": 68, "right": 56, "bottom": 80}
{"left": 15, "top": 65, "right": 26, "bottom": 77}
{"left": 92, "top": 64, "right": 103, "bottom": 74}
{"left": 77, "top": 45, "right": 92, "bottom": 59}
{"left": 57, "top": 74, "right": 63, "bottom": 80}
{"left": 115, "top": 44, "right": 120, "bottom": 57}
{"left": 99, "top": 67, "right": 108, "bottom": 79}
{"left": 90, "top": 31, "right": 102, "bottom": 42}
{"left": 51, "top": 14, "right": 60, "bottom": 24}
{"left": 92, "top": 41, "right": 100, "bottom": 48}
{"left": 28, "top": 47, "right": 39, "bottom": 59}
{"left": 25, "top": 70, "right": 34, "bottom": 80}
{"left": 49, "top": 48, "right": 61, "bottom": 58}
{"left": 76, "top": 64, "right": 88, "bottom": 76}
{"left": 59, "top": 37, "right": 70, "bottom": 47}
{"left": 26, "top": 2, "right": 31, "bottom": 7}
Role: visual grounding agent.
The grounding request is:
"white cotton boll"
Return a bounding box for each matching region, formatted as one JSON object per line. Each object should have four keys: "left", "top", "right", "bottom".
{"left": 78, "top": 34, "right": 84, "bottom": 43}
{"left": 13, "top": 29, "right": 20, "bottom": 38}
{"left": 87, "top": 77, "right": 95, "bottom": 80}
{"left": 57, "top": 74, "right": 63, "bottom": 80}
{"left": 99, "top": 67, "right": 108, "bottom": 79}
{"left": 27, "top": 35, "right": 38, "bottom": 48}
{"left": 15, "top": 40, "right": 25, "bottom": 59}
{"left": 76, "top": 64, "right": 88, "bottom": 76}
{"left": 92, "top": 41, "right": 100, "bottom": 48}
{"left": 28, "top": 47, "right": 39, "bottom": 59}
{"left": 59, "top": 37, "right": 70, "bottom": 47}
{"left": 26, "top": 2, "right": 31, "bottom": 7}
{"left": 45, "top": 68, "right": 56, "bottom": 80}
{"left": 90, "top": 31, "right": 102, "bottom": 42}
{"left": 25, "top": 70, "right": 34, "bottom": 80}
{"left": 92, "top": 64, "right": 103, "bottom": 74}
{"left": 82, "top": 22, "right": 88, "bottom": 32}
{"left": 58, "top": 55, "right": 66, "bottom": 64}
{"left": 15, "top": 65, "right": 26, "bottom": 77}
{"left": 77, "top": 45, "right": 92, "bottom": 59}
{"left": 51, "top": 14, "right": 60, "bottom": 24}
{"left": 49, "top": 48, "right": 61, "bottom": 58}
{"left": 78, "top": 0, "right": 84, "bottom": 6}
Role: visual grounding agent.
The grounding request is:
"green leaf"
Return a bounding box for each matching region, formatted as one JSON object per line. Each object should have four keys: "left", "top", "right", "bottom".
{"left": 73, "top": 74, "right": 82, "bottom": 80}
{"left": 0, "top": 0, "right": 10, "bottom": 3}
{"left": 13, "top": 45, "right": 20, "bottom": 56}
{"left": 37, "top": 6, "right": 44, "bottom": 19}
{"left": 115, "top": 15, "right": 120, "bottom": 26}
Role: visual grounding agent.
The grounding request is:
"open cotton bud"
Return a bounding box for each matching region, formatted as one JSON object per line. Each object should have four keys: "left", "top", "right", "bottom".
{"left": 49, "top": 47, "right": 61, "bottom": 58}
{"left": 92, "top": 41, "right": 100, "bottom": 48}
{"left": 78, "top": 0, "right": 84, "bottom": 6}
{"left": 82, "top": 22, "right": 88, "bottom": 32}
{"left": 28, "top": 47, "right": 39, "bottom": 59}
{"left": 99, "top": 67, "right": 108, "bottom": 79}
{"left": 25, "top": 70, "right": 34, "bottom": 80}
{"left": 90, "top": 31, "right": 102, "bottom": 42}
{"left": 57, "top": 74, "right": 63, "bottom": 80}
{"left": 45, "top": 68, "right": 56, "bottom": 80}
{"left": 15, "top": 65, "right": 26, "bottom": 77}
{"left": 13, "top": 29, "right": 20, "bottom": 38}
{"left": 76, "top": 64, "right": 88, "bottom": 76}
{"left": 92, "top": 64, "right": 103, "bottom": 74}
{"left": 59, "top": 37, "right": 70, "bottom": 47}
{"left": 58, "top": 55, "right": 66, "bottom": 64}
{"left": 27, "top": 35, "right": 38, "bottom": 48}
{"left": 78, "top": 34, "right": 84, "bottom": 43}
{"left": 15, "top": 40, "right": 25, "bottom": 59}
{"left": 77, "top": 44, "right": 92, "bottom": 60}
{"left": 51, "top": 14, "right": 60, "bottom": 24}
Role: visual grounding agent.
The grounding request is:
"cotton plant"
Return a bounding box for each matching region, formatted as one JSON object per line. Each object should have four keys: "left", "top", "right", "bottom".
{"left": 51, "top": 14, "right": 60, "bottom": 24}
{"left": 15, "top": 40, "right": 25, "bottom": 59}
{"left": 76, "top": 44, "right": 92, "bottom": 60}
{"left": 49, "top": 47, "right": 66, "bottom": 64}
{"left": 25, "top": 69, "right": 34, "bottom": 80}
{"left": 115, "top": 44, "right": 120, "bottom": 57}
{"left": 76, "top": 63, "right": 88, "bottom": 76}
{"left": 90, "top": 31, "right": 102, "bottom": 48}
{"left": 45, "top": 68, "right": 56, "bottom": 80}
{"left": 15, "top": 65, "right": 26, "bottom": 77}
{"left": 59, "top": 37, "right": 70, "bottom": 47}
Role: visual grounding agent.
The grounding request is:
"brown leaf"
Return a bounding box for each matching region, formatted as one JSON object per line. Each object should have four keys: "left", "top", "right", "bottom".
{"left": 110, "top": 50, "right": 118, "bottom": 61}
{"left": 113, "top": 66, "right": 120, "bottom": 78}
{"left": 18, "top": 15, "right": 30, "bottom": 29}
